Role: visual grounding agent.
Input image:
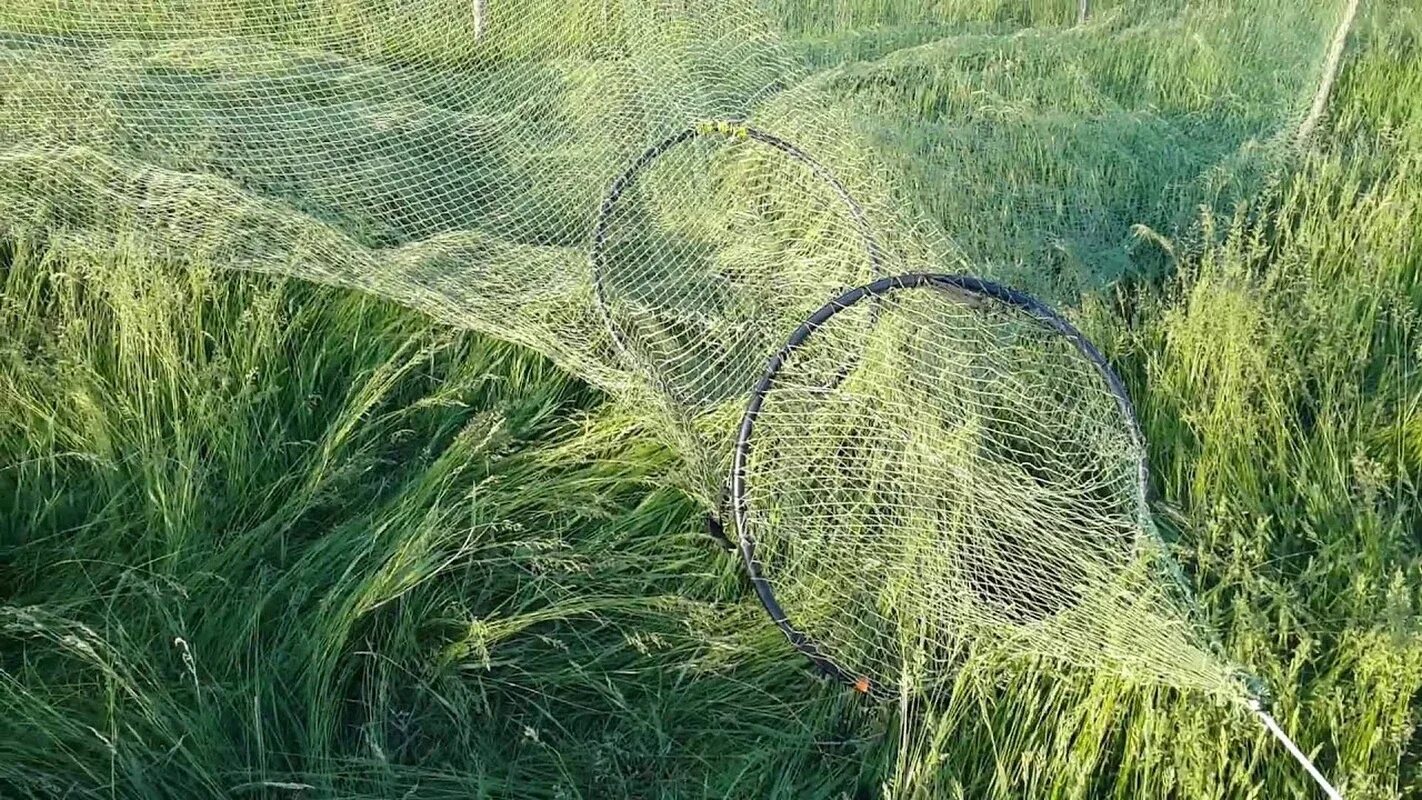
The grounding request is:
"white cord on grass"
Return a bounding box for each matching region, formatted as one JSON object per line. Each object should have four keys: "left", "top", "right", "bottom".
{"left": 1251, "top": 702, "right": 1344, "bottom": 799}
{"left": 1296, "top": 0, "right": 1362, "bottom": 148}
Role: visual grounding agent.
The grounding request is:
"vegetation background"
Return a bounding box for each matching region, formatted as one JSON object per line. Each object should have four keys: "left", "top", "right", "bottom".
{"left": 1, "top": 1, "right": 1420, "bottom": 798}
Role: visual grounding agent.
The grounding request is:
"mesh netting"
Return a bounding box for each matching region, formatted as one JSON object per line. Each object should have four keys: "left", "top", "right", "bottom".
{"left": 592, "top": 122, "right": 884, "bottom": 411}
{"left": 732, "top": 275, "right": 1226, "bottom": 697}
{"left": 0, "top": 0, "right": 1351, "bottom": 702}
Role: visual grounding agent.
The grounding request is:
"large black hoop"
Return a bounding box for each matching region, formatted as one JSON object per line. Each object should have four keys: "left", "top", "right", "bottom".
{"left": 729, "top": 272, "right": 1149, "bottom": 697}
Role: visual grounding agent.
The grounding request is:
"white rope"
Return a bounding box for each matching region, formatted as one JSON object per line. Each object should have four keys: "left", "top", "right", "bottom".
{"left": 1251, "top": 703, "right": 1344, "bottom": 799}
{"left": 1296, "top": 0, "right": 1363, "bottom": 148}
{"left": 472, "top": 0, "right": 486, "bottom": 40}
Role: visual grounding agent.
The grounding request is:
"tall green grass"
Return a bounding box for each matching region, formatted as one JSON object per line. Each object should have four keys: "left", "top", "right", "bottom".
{"left": 1, "top": 3, "right": 1420, "bottom": 799}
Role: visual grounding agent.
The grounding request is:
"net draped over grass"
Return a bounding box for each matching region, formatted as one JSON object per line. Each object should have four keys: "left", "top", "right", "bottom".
{"left": 0, "top": 0, "right": 1348, "bottom": 502}
{"left": 0, "top": 1, "right": 1419, "bottom": 798}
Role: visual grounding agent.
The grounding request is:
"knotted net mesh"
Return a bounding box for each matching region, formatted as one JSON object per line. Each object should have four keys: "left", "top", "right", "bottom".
{"left": 0, "top": 1, "right": 1350, "bottom": 700}
{"left": 733, "top": 275, "right": 1225, "bottom": 697}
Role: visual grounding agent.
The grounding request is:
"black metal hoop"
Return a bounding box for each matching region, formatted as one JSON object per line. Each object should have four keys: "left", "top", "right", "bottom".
{"left": 590, "top": 121, "right": 886, "bottom": 357}
{"left": 729, "top": 272, "right": 1148, "bottom": 698}
{"left": 589, "top": 121, "right": 887, "bottom": 548}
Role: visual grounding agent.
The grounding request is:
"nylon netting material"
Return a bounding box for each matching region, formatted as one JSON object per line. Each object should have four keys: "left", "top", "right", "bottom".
{"left": 0, "top": 1, "right": 1349, "bottom": 701}
{"left": 732, "top": 275, "right": 1224, "bottom": 697}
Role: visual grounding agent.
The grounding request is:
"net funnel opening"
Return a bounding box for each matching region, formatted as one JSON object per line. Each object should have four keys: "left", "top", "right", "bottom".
{"left": 590, "top": 121, "right": 886, "bottom": 411}
{"left": 731, "top": 273, "right": 1227, "bottom": 700}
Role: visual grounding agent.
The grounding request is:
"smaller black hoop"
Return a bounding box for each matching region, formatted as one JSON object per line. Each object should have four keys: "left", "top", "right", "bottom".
{"left": 589, "top": 121, "right": 888, "bottom": 548}
{"left": 588, "top": 121, "right": 886, "bottom": 388}
{"left": 729, "top": 273, "right": 1148, "bottom": 697}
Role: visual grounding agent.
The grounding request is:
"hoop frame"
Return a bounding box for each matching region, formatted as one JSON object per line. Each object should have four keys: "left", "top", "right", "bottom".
{"left": 588, "top": 121, "right": 886, "bottom": 396}
{"left": 589, "top": 121, "right": 887, "bottom": 546}
{"left": 729, "top": 272, "right": 1148, "bottom": 697}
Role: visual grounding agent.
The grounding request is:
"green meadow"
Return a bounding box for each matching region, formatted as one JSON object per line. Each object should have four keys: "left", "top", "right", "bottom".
{"left": 1, "top": 2, "right": 1420, "bottom": 798}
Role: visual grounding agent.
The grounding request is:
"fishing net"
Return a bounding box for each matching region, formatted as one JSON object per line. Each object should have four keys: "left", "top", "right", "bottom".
{"left": 0, "top": 0, "right": 1351, "bottom": 710}
{"left": 731, "top": 274, "right": 1223, "bottom": 699}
